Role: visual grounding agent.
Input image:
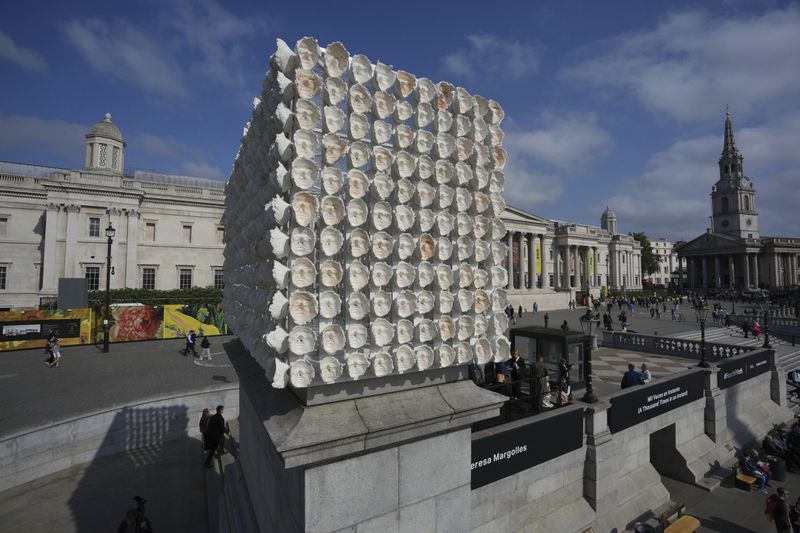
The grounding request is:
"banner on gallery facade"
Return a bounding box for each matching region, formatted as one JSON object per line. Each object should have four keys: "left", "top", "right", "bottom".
{"left": 716, "top": 350, "right": 771, "bottom": 389}
{"left": 0, "top": 309, "right": 92, "bottom": 351}
{"left": 535, "top": 242, "right": 542, "bottom": 275}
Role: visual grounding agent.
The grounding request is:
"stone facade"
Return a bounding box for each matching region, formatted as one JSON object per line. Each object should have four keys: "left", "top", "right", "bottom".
{"left": 648, "top": 239, "right": 682, "bottom": 287}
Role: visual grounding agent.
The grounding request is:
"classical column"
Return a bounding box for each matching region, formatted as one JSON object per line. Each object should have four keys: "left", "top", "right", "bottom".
{"left": 743, "top": 253, "right": 751, "bottom": 289}
{"left": 752, "top": 254, "right": 759, "bottom": 289}
{"left": 518, "top": 233, "right": 526, "bottom": 289}
{"left": 107, "top": 207, "right": 122, "bottom": 289}
{"left": 701, "top": 256, "right": 708, "bottom": 289}
{"left": 528, "top": 234, "right": 536, "bottom": 289}
{"left": 689, "top": 258, "right": 695, "bottom": 289}
{"left": 570, "top": 245, "right": 578, "bottom": 288}
{"left": 125, "top": 209, "right": 140, "bottom": 288}
{"left": 714, "top": 256, "right": 721, "bottom": 289}
{"left": 507, "top": 232, "right": 514, "bottom": 289}
{"left": 41, "top": 202, "right": 61, "bottom": 292}
{"left": 540, "top": 235, "right": 547, "bottom": 289}
{"left": 64, "top": 204, "right": 81, "bottom": 278}
{"left": 728, "top": 255, "right": 735, "bottom": 288}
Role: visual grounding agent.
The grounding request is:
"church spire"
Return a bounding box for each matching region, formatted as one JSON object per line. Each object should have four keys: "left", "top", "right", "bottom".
{"left": 721, "top": 104, "right": 738, "bottom": 159}
{"left": 718, "top": 106, "right": 743, "bottom": 182}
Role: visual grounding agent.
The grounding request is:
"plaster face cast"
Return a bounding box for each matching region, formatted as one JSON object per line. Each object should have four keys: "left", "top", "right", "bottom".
{"left": 457, "top": 237, "right": 474, "bottom": 261}
{"left": 319, "top": 356, "right": 343, "bottom": 384}
{"left": 269, "top": 195, "right": 291, "bottom": 226}
{"left": 373, "top": 174, "right": 394, "bottom": 199}
{"left": 289, "top": 291, "right": 317, "bottom": 325}
{"left": 291, "top": 227, "right": 316, "bottom": 257}
{"left": 348, "top": 260, "right": 369, "bottom": 291}
{"left": 456, "top": 188, "right": 473, "bottom": 212}
{"left": 418, "top": 261, "right": 434, "bottom": 288}
{"left": 349, "top": 112, "right": 369, "bottom": 140}
{"left": 372, "top": 201, "right": 392, "bottom": 231}
{"left": 475, "top": 144, "right": 490, "bottom": 167}
{"left": 347, "top": 323, "right": 368, "bottom": 349}
{"left": 322, "top": 167, "right": 343, "bottom": 195}
{"left": 372, "top": 318, "right": 393, "bottom": 346}
{"left": 319, "top": 291, "right": 342, "bottom": 319}
{"left": 396, "top": 346, "right": 415, "bottom": 373}
{"left": 324, "top": 41, "right": 349, "bottom": 77}
{"left": 272, "top": 358, "right": 289, "bottom": 389}
{"left": 494, "top": 312, "right": 509, "bottom": 334}
{"left": 456, "top": 213, "right": 473, "bottom": 237}
{"left": 265, "top": 326, "right": 288, "bottom": 353}
{"left": 324, "top": 105, "right": 346, "bottom": 133}
{"left": 472, "top": 118, "right": 488, "bottom": 142}
{"left": 417, "top": 290, "right": 434, "bottom": 314}
{"left": 494, "top": 337, "right": 511, "bottom": 364}
{"left": 491, "top": 193, "right": 507, "bottom": 216}
{"left": 473, "top": 192, "right": 489, "bottom": 214}
{"left": 295, "top": 68, "right": 322, "bottom": 99}
{"left": 372, "top": 290, "right": 391, "bottom": 317}
{"left": 419, "top": 233, "right": 435, "bottom": 260}
{"left": 474, "top": 315, "right": 488, "bottom": 336}
{"left": 321, "top": 325, "right": 345, "bottom": 354}
{"left": 415, "top": 102, "right": 434, "bottom": 128}
{"left": 435, "top": 160, "right": 454, "bottom": 185}
{"left": 472, "top": 216, "right": 489, "bottom": 238}
{"left": 397, "top": 319, "right": 413, "bottom": 344}
{"left": 295, "top": 37, "right": 320, "bottom": 68}
{"left": 396, "top": 178, "right": 414, "bottom": 204}
{"left": 373, "top": 121, "right": 392, "bottom": 145}
{"left": 295, "top": 99, "right": 321, "bottom": 131}
{"left": 348, "top": 169, "right": 368, "bottom": 199}
{"left": 321, "top": 196, "right": 345, "bottom": 226}
{"left": 456, "top": 138, "right": 474, "bottom": 162}
{"left": 373, "top": 91, "right": 395, "bottom": 120}
{"left": 320, "top": 227, "right": 343, "bottom": 257}
{"left": 290, "top": 258, "right": 316, "bottom": 288}
{"left": 290, "top": 360, "right": 315, "bottom": 388}
{"left": 320, "top": 260, "right": 343, "bottom": 288}
{"left": 273, "top": 261, "right": 290, "bottom": 290}
{"left": 371, "top": 261, "right": 393, "bottom": 287}
{"left": 436, "top": 265, "right": 454, "bottom": 290}
{"left": 457, "top": 342, "right": 473, "bottom": 364}
{"left": 323, "top": 134, "right": 346, "bottom": 165}
{"left": 488, "top": 99, "right": 505, "bottom": 124}
{"left": 436, "top": 212, "right": 454, "bottom": 236}
{"left": 491, "top": 289, "right": 508, "bottom": 312}
{"left": 294, "top": 129, "right": 319, "bottom": 160}
{"left": 416, "top": 131, "right": 434, "bottom": 155}
{"left": 439, "top": 316, "right": 455, "bottom": 341}
{"left": 492, "top": 243, "right": 508, "bottom": 267}
{"left": 416, "top": 183, "right": 435, "bottom": 208}
{"left": 394, "top": 126, "right": 414, "bottom": 151}
{"left": 375, "top": 62, "right": 395, "bottom": 91}
{"left": 438, "top": 185, "right": 454, "bottom": 209}
{"left": 435, "top": 134, "right": 456, "bottom": 160}
{"left": 473, "top": 268, "right": 488, "bottom": 288}
{"left": 289, "top": 326, "right": 316, "bottom": 355}
{"left": 373, "top": 351, "right": 394, "bottom": 377}
{"left": 349, "top": 84, "right": 372, "bottom": 114}
{"left": 348, "top": 291, "right": 369, "bottom": 320}
{"left": 324, "top": 77, "right": 347, "bottom": 105}
{"left": 438, "top": 291, "right": 454, "bottom": 313}
{"left": 350, "top": 229, "right": 369, "bottom": 258}
{"left": 395, "top": 291, "right": 416, "bottom": 318}
{"left": 396, "top": 70, "right": 416, "bottom": 98}
{"left": 270, "top": 290, "right": 289, "bottom": 320}
{"left": 395, "top": 205, "right": 415, "bottom": 232}
{"left": 397, "top": 234, "right": 415, "bottom": 261}
{"left": 372, "top": 232, "right": 394, "bottom": 260}
{"left": 455, "top": 162, "right": 473, "bottom": 186}
{"left": 416, "top": 77, "right": 435, "bottom": 103}
{"left": 395, "top": 100, "right": 413, "bottom": 121}
{"left": 492, "top": 219, "right": 506, "bottom": 240}
{"left": 458, "top": 264, "right": 474, "bottom": 288}
{"left": 458, "top": 316, "right": 474, "bottom": 341}
{"left": 474, "top": 166, "right": 489, "bottom": 189}
{"left": 439, "top": 345, "right": 455, "bottom": 367}
{"left": 474, "top": 337, "right": 492, "bottom": 365}
{"left": 473, "top": 94, "right": 489, "bottom": 117}
{"left": 490, "top": 170, "right": 505, "bottom": 193}
{"left": 347, "top": 198, "right": 368, "bottom": 227}
{"left": 346, "top": 353, "right": 370, "bottom": 379}
{"left": 351, "top": 54, "right": 372, "bottom": 84}
{"left": 395, "top": 152, "right": 416, "bottom": 179}
{"left": 270, "top": 228, "right": 290, "bottom": 258}
{"left": 456, "top": 115, "right": 472, "bottom": 137}
{"left": 435, "top": 111, "right": 454, "bottom": 134}
{"left": 373, "top": 146, "right": 393, "bottom": 172}
{"left": 416, "top": 346, "right": 434, "bottom": 371}
{"left": 418, "top": 209, "right": 434, "bottom": 232}
{"left": 292, "top": 192, "right": 318, "bottom": 227}
{"left": 474, "top": 289, "right": 490, "bottom": 314}
{"left": 349, "top": 142, "right": 369, "bottom": 168}
{"left": 396, "top": 262, "right": 415, "bottom": 288}
{"left": 458, "top": 289, "right": 474, "bottom": 313}
{"left": 438, "top": 237, "right": 453, "bottom": 261}
{"left": 491, "top": 266, "right": 508, "bottom": 287}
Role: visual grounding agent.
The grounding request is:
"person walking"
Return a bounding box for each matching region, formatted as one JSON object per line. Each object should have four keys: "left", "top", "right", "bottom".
{"left": 204, "top": 405, "right": 231, "bottom": 468}
{"left": 533, "top": 302, "right": 538, "bottom": 314}
{"left": 200, "top": 336, "right": 212, "bottom": 360}
{"left": 43, "top": 333, "right": 57, "bottom": 366}
{"left": 184, "top": 330, "right": 198, "bottom": 357}
{"left": 533, "top": 355, "right": 551, "bottom": 409}
{"left": 509, "top": 350, "right": 525, "bottom": 398}
{"left": 772, "top": 487, "right": 792, "bottom": 532}
{"left": 48, "top": 340, "right": 62, "bottom": 368}
{"left": 559, "top": 357, "right": 572, "bottom": 384}
{"left": 640, "top": 363, "right": 652, "bottom": 383}
{"left": 199, "top": 408, "right": 211, "bottom": 453}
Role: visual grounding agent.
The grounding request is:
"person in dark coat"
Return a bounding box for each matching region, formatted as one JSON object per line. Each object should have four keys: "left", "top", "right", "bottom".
{"left": 620, "top": 364, "right": 644, "bottom": 389}
{"left": 559, "top": 357, "right": 572, "bottom": 384}
{"left": 509, "top": 350, "right": 525, "bottom": 398}
{"left": 204, "top": 405, "right": 230, "bottom": 467}
{"left": 184, "top": 330, "right": 198, "bottom": 357}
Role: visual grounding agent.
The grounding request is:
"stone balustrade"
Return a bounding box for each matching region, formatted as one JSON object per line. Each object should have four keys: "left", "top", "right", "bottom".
{"left": 602, "top": 331, "right": 756, "bottom": 360}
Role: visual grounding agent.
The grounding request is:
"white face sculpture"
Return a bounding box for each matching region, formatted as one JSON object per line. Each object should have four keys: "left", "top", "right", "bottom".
{"left": 457, "top": 237, "right": 474, "bottom": 261}
{"left": 373, "top": 146, "right": 393, "bottom": 172}
{"left": 397, "top": 319, "right": 413, "bottom": 344}
{"left": 319, "top": 291, "right": 341, "bottom": 319}
{"left": 475, "top": 166, "right": 489, "bottom": 189}
{"left": 416, "top": 102, "right": 434, "bottom": 128}
{"left": 439, "top": 291, "right": 454, "bottom": 314}
{"left": 350, "top": 229, "right": 369, "bottom": 258}
{"left": 416, "top": 130, "right": 434, "bottom": 154}
{"left": 320, "top": 227, "right": 343, "bottom": 257}
{"left": 491, "top": 193, "right": 507, "bottom": 216}
{"left": 396, "top": 291, "right": 416, "bottom": 318}
{"left": 490, "top": 170, "right": 505, "bottom": 193}
{"left": 347, "top": 324, "right": 368, "bottom": 349}
{"left": 494, "top": 312, "right": 509, "bottom": 334}
{"left": 474, "top": 315, "right": 488, "bottom": 336}
{"left": 321, "top": 196, "right": 345, "bottom": 226}
{"left": 492, "top": 243, "right": 508, "bottom": 267}
{"left": 418, "top": 209, "right": 434, "bottom": 232}
{"left": 349, "top": 142, "right": 369, "bottom": 168}
{"left": 439, "top": 345, "right": 455, "bottom": 367}
{"left": 320, "top": 260, "right": 343, "bottom": 288}
{"left": 458, "top": 289, "right": 474, "bottom": 313}
{"left": 439, "top": 316, "right": 454, "bottom": 341}
{"left": 396, "top": 346, "right": 414, "bottom": 373}
{"left": 324, "top": 41, "right": 349, "bottom": 77}
{"left": 375, "top": 63, "right": 395, "bottom": 91}
{"left": 373, "top": 352, "right": 394, "bottom": 377}
{"left": 372, "top": 232, "right": 393, "bottom": 260}
{"left": 436, "top": 265, "right": 453, "bottom": 290}
{"left": 395, "top": 125, "right": 414, "bottom": 150}
{"left": 474, "top": 337, "right": 492, "bottom": 365}
{"left": 348, "top": 169, "right": 368, "bottom": 199}
{"left": 290, "top": 227, "right": 315, "bottom": 257}
{"left": 474, "top": 289, "right": 490, "bottom": 314}
{"left": 438, "top": 237, "right": 453, "bottom": 261}
{"left": 417, "top": 290, "right": 434, "bottom": 314}
{"left": 324, "top": 77, "right": 346, "bottom": 105}
{"left": 290, "top": 360, "right": 315, "bottom": 388}
{"left": 397, "top": 233, "right": 414, "bottom": 260}
{"left": 395, "top": 152, "right": 416, "bottom": 180}
{"left": 491, "top": 289, "right": 508, "bottom": 312}
{"left": 348, "top": 292, "right": 369, "bottom": 320}
{"left": 494, "top": 337, "right": 511, "bottom": 364}
{"left": 491, "top": 266, "right": 508, "bottom": 287}
{"left": 295, "top": 37, "right": 320, "bottom": 68}
{"left": 372, "top": 290, "right": 391, "bottom": 317}
{"left": 323, "top": 133, "right": 346, "bottom": 165}
{"left": 295, "top": 69, "right": 322, "bottom": 99}
{"left": 270, "top": 290, "right": 289, "bottom": 320}
{"left": 322, "top": 167, "right": 343, "bottom": 195}
{"left": 350, "top": 84, "right": 372, "bottom": 114}
{"left": 350, "top": 112, "right": 369, "bottom": 140}
{"left": 373, "top": 173, "right": 393, "bottom": 200}
{"left": 457, "top": 213, "right": 473, "bottom": 236}
{"left": 436, "top": 212, "right": 453, "bottom": 236}
{"left": 419, "top": 234, "right": 435, "bottom": 260}
{"left": 373, "top": 121, "right": 392, "bottom": 144}
{"left": 474, "top": 241, "right": 489, "bottom": 263}
{"left": 473, "top": 216, "right": 489, "bottom": 239}
{"left": 456, "top": 138, "right": 473, "bottom": 162}
{"left": 372, "top": 318, "right": 393, "bottom": 346}
{"left": 291, "top": 157, "right": 318, "bottom": 190}
{"left": 396, "top": 99, "right": 413, "bottom": 120}
{"left": 372, "top": 201, "right": 392, "bottom": 231}
{"left": 474, "top": 144, "right": 490, "bottom": 167}
{"left": 324, "top": 105, "right": 346, "bottom": 133}
{"left": 290, "top": 258, "right": 315, "bottom": 288}
{"left": 289, "top": 326, "right": 316, "bottom": 355}
{"left": 436, "top": 109, "right": 453, "bottom": 132}
{"left": 455, "top": 162, "right": 472, "bottom": 186}
{"left": 416, "top": 77, "right": 435, "bottom": 103}
{"left": 295, "top": 99, "right": 321, "bottom": 131}
{"left": 349, "top": 260, "right": 369, "bottom": 291}
{"left": 347, "top": 199, "right": 368, "bottom": 227}
{"left": 395, "top": 177, "right": 413, "bottom": 204}
{"left": 416, "top": 346, "right": 434, "bottom": 371}
{"left": 438, "top": 185, "right": 454, "bottom": 209}
{"left": 457, "top": 342, "right": 473, "bottom": 364}
{"left": 289, "top": 291, "right": 317, "bottom": 325}
{"left": 417, "top": 182, "right": 434, "bottom": 208}
{"left": 418, "top": 155, "right": 434, "bottom": 179}
{"left": 473, "top": 192, "right": 489, "bottom": 214}
{"left": 372, "top": 262, "right": 392, "bottom": 287}
{"left": 418, "top": 261, "right": 434, "bottom": 287}
{"left": 473, "top": 268, "right": 488, "bottom": 288}
{"left": 492, "top": 219, "right": 506, "bottom": 240}
{"left": 458, "top": 316, "right": 474, "bottom": 341}
{"left": 396, "top": 262, "right": 415, "bottom": 288}
{"left": 319, "top": 356, "right": 343, "bottom": 384}
{"left": 456, "top": 115, "right": 472, "bottom": 137}
{"left": 351, "top": 54, "right": 372, "bottom": 84}
{"left": 489, "top": 125, "right": 504, "bottom": 146}
{"left": 458, "top": 264, "right": 474, "bottom": 289}
{"left": 456, "top": 188, "right": 473, "bottom": 212}
{"left": 292, "top": 192, "right": 317, "bottom": 227}
{"left": 395, "top": 205, "right": 415, "bottom": 232}
{"left": 321, "top": 325, "right": 345, "bottom": 354}
{"left": 346, "top": 353, "right": 370, "bottom": 379}
{"left": 473, "top": 118, "right": 488, "bottom": 142}
{"left": 435, "top": 160, "right": 454, "bottom": 185}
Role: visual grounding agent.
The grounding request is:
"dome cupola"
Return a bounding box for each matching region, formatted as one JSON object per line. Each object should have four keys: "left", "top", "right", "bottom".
{"left": 85, "top": 113, "right": 126, "bottom": 174}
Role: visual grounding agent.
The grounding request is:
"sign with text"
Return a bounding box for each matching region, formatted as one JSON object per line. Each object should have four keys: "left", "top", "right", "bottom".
{"left": 717, "top": 350, "right": 771, "bottom": 389}
{"left": 607, "top": 372, "right": 704, "bottom": 433}
{"left": 470, "top": 408, "right": 584, "bottom": 490}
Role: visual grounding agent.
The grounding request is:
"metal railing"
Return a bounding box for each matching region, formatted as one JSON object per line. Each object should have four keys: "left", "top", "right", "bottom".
{"left": 472, "top": 374, "right": 573, "bottom": 431}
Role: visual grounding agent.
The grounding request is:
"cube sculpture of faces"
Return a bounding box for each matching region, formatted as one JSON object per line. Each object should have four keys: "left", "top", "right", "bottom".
{"left": 225, "top": 38, "right": 507, "bottom": 389}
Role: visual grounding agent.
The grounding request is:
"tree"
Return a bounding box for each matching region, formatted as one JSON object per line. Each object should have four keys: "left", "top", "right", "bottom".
{"left": 630, "top": 232, "right": 659, "bottom": 275}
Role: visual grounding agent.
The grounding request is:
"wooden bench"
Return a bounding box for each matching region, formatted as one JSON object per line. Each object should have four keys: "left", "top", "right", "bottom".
{"left": 659, "top": 501, "right": 700, "bottom": 533}
{"left": 732, "top": 461, "right": 758, "bottom": 491}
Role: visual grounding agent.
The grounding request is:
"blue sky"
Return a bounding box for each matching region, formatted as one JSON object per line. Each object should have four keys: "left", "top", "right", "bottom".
{"left": 1, "top": 0, "right": 799, "bottom": 241}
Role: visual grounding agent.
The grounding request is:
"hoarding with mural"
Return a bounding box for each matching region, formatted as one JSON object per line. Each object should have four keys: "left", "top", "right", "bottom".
{"left": 163, "top": 303, "right": 227, "bottom": 338}
{"left": 91, "top": 304, "right": 165, "bottom": 343}
{"left": 0, "top": 308, "right": 91, "bottom": 351}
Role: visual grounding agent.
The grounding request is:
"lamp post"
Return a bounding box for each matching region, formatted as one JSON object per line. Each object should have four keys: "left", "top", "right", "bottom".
{"left": 762, "top": 303, "right": 772, "bottom": 349}
{"left": 103, "top": 223, "right": 115, "bottom": 353}
{"left": 579, "top": 309, "right": 600, "bottom": 403}
{"left": 694, "top": 300, "right": 709, "bottom": 367}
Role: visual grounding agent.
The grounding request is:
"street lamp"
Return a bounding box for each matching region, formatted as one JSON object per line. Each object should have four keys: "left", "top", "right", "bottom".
{"left": 103, "top": 223, "right": 115, "bottom": 353}
{"left": 579, "top": 309, "right": 600, "bottom": 403}
{"left": 761, "top": 303, "right": 772, "bottom": 349}
{"left": 694, "top": 300, "right": 710, "bottom": 368}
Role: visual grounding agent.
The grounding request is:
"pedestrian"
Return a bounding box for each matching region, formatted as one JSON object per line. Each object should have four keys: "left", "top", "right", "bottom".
{"left": 558, "top": 376, "right": 572, "bottom": 405}
{"left": 754, "top": 321, "right": 762, "bottom": 339}
{"left": 204, "top": 405, "right": 231, "bottom": 468}
{"left": 543, "top": 313, "right": 550, "bottom": 328}
{"left": 48, "top": 340, "right": 62, "bottom": 368}
{"left": 650, "top": 307, "right": 655, "bottom": 318}
{"left": 789, "top": 495, "right": 800, "bottom": 533}
{"left": 560, "top": 320, "right": 569, "bottom": 331}
{"left": 621, "top": 363, "right": 644, "bottom": 389}
{"left": 533, "top": 302, "right": 538, "bottom": 314}
{"left": 509, "top": 305, "right": 515, "bottom": 325}
{"left": 771, "top": 487, "right": 792, "bottom": 532}
{"left": 184, "top": 330, "right": 198, "bottom": 357}
{"left": 671, "top": 308, "right": 676, "bottom": 321}
{"left": 43, "top": 333, "right": 57, "bottom": 366}
{"left": 200, "top": 335, "right": 212, "bottom": 360}
{"left": 518, "top": 305, "right": 523, "bottom": 319}
{"left": 510, "top": 350, "right": 525, "bottom": 398}
{"left": 199, "top": 408, "right": 211, "bottom": 451}
{"left": 640, "top": 363, "right": 652, "bottom": 383}
{"left": 559, "top": 357, "right": 572, "bottom": 384}
{"left": 533, "top": 354, "right": 551, "bottom": 409}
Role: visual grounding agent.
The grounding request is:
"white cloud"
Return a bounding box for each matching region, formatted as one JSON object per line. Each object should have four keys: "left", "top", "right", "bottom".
{"left": 181, "top": 161, "right": 224, "bottom": 179}
{"left": 0, "top": 114, "right": 85, "bottom": 160}
{"left": 563, "top": 7, "right": 800, "bottom": 122}
{"left": 0, "top": 30, "right": 46, "bottom": 72}
{"left": 442, "top": 34, "right": 539, "bottom": 80}
{"left": 133, "top": 132, "right": 223, "bottom": 179}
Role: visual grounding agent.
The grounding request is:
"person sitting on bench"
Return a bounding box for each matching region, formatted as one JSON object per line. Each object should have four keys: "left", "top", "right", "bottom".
{"left": 742, "top": 449, "right": 771, "bottom": 493}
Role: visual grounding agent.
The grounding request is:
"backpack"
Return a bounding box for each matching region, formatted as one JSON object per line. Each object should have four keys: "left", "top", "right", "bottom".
{"left": 765, "top": 494, "right": 778, "bottom": 522}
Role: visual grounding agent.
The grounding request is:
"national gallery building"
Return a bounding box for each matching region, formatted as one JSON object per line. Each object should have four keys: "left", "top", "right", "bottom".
{"left": 676, "top": 112, "right": 800, "bottom": 291}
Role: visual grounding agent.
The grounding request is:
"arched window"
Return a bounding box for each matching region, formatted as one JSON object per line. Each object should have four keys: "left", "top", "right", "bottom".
{"left": 721, "top": 197, "right": 729, "bottom": 213}
{"left": 744, "top": 196, "right": 750, "bottom": 211}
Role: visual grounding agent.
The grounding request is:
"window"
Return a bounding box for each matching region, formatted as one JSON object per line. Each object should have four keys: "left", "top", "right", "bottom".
{"left": 0, "top": 266, "right": 6, "bottom": 290}
{"left": 182, "top": 224, "right": 192, "bottom": 243}
{"left": 142, "top": 268, "right": 155, "bottom": 290}
{"left": 179, "top": 268, "right": 192, "bottom": 289}
{"left": 216, "top": 227, "right": 225, "bottom": 244}
{"left": 85, "top": 266, "right": 100, "bottom": 291}
{"left": 721, "top": 197, "right": 729, "bottom": 213}
{"left": 99, "top": 144, "right": 107, "bottom": 167}
{"left": 548, "top": 274, "right": 554, "bottom": 287}
{"left": 145, "top": 222, "right": 156, "bottom": 242}
{"left": 0, "top": 216, "right": 7, "bottom": 237}
{"left": 214, "top": 269, "right": 224, "bottom": 290}
{"left": 622, "top": 254, "right": 626, "bottom": 264}
{"left": 89, "top": 217, "right": 101, "bottom": 237}
{"left": 112, "top": 146, "right": 119, "bottom": 170}
{"left": 744, "top": 195, "right": 750, "bottom": 211}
